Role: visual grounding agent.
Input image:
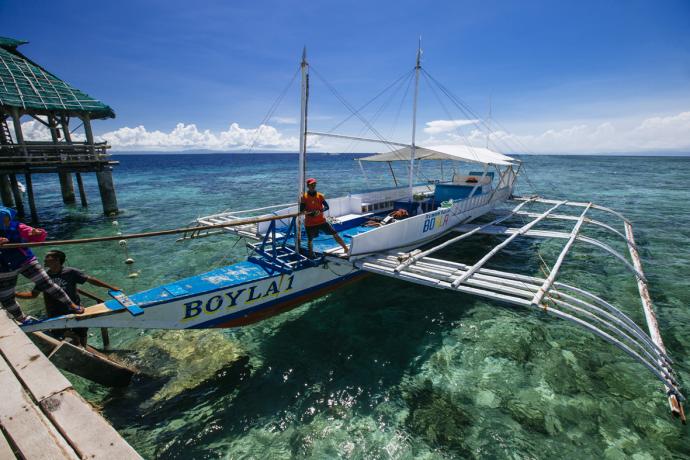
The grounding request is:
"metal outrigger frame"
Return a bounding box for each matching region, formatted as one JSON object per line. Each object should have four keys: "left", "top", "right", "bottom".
{"left": 356, "top": 195, "right": 685, "bottom": 422}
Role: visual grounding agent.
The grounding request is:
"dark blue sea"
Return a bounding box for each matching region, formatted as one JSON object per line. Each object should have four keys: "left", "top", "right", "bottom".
{"left": 18, "top": 153, "right": 690, "bottom": 458}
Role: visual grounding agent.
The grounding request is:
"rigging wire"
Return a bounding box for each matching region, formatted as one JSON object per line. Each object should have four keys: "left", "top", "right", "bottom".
{"left": 421, "top": 69, "right": 563, "bottom": 196}
{"left": 325, "top": 69, "right": 414, "bottom": 135}
{"left": 244, "top": 66, "right": 300, "bottom": 154}
{"left": 343, "top": 71, "right": 415, "bottom": 158}
{"left": 310, "top": 65, "right": 408, "bottom": 154}
{"left": 421, "top": 71, "right": 482, "bottom": 165}
{"left": 389, "top": 71, "right": 415, "bottom": 141}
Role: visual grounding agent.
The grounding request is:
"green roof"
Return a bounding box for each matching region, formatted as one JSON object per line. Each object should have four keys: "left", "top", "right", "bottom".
{"left": 0, "top": 36, "right": 114, "bottom": 119}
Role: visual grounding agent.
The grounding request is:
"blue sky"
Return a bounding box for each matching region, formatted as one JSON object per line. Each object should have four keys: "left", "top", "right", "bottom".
{"left": 2, "top": 0, "right": 690, "bottom": 153}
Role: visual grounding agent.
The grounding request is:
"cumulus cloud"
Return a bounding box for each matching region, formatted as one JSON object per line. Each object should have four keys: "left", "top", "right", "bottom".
{"left": 421, "top": 111, "right": 690, "bottom": 154}
{"left": 98, "top": 122, "right": 301, "bottom": 151}
{"left": 423, "top": 119, "right": 480, "bottom": 135}
{"left": 11, "top": 112, "right": 690, "bottom": 154}
{"left": 12, "top": 118, "right": 85, "bottom": 142}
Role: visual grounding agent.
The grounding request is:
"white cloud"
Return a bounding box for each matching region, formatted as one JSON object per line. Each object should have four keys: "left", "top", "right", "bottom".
{"left": 11, "top": 112, "right": 690, "bottom": 154}
{"left": 423, "top": 119, "right": 480, "bottom": 135}
{"left": 98, "top": 122, "right": 301, "bottom": 151}
{"left": 271, "top": 116, "right": 298, "bottom": 125}
{"left": 421, "top": 111, "right": 690, "bottom": 154}
{"left": 12, "top": 118, "right": 85, "bottom": 142}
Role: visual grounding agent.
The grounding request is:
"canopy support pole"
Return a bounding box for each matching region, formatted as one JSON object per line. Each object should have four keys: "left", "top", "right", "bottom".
{"left": 387, "top": 161, "right": 398, "bottom": 187}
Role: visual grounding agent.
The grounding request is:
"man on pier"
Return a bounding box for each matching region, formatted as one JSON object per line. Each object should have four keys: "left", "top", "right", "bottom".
{"left": 300, "top": 178, "right": 348, "bottom": 258}
{"left": 17, "top": 250, "right": 120, "bottom": 347}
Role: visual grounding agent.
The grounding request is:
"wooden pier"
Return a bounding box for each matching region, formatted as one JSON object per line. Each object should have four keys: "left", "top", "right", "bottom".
{"left": 0, "top": 36, "right": 119, "bottom": 221}
{"left": 0, "top": 311, "right": 141, "bottom": 459}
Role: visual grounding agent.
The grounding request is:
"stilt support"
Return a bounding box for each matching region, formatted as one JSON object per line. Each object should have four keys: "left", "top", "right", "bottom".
{"left": 9, "top": 174, "right": 24, "bottom": 217}
{"left": 58, "top": 171, "right": 76, "bottom": 204}
{"left": 76, "top": 173, "right": 87, "bottom": 207}
{"left": 96, "top": 169, "right": 118, "bottom": 216}
{"left": 24, "top": 173, "right": 38, "bottom": 223}
{"left": 0, "top": 174, "right": 14, "bottom": 207}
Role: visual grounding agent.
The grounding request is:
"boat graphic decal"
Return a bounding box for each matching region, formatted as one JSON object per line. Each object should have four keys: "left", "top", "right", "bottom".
{"left": 182, "top": 274, "right": 295, "bottom": 320}
{"left": 422, "top": 208, "right": 450, "bottom": 233}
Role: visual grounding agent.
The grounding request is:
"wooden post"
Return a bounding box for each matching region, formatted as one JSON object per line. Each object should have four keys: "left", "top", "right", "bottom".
{"left": 9, "top": 174, "right": 25, "bottom": 217}
{"left": 49, "top": 114, "right": 75, "bottom": 204}
{"left": 83, "top": 116, "right": 118, "bottom": 216}
{"left": 76, "top": 173, "right": 87, "bottom": 207}
{"left": 58, "top": 172, "right": 76, "bottom": 204}
{"left": 62, "top": 117, "right": 87, "bottom": 207}
{"left": 100, "top": 328, "right": 110, "bottom": 348}
{"left": 81, "top": 115, "right": 95, "bottom": 157}
{"left": 10, "top": 108, "right": 28, "bottom": 159}
{"left": 0, "top": 174, "right": 14, "bottom": 207}
{"left": 24, "top": 172, "right": 38, "bottom": 223}
{"left": 96, "top": 168, "right": 118, "bottom": 216}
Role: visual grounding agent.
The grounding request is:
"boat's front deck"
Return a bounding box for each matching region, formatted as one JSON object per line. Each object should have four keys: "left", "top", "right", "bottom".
{"left": 277, "top": 213, "right": 381, "bottom": 256}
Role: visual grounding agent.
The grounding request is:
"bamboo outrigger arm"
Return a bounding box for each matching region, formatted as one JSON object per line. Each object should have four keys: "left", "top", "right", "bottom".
{"left": 357, "top": 196, "right": 685, "bottom": 422}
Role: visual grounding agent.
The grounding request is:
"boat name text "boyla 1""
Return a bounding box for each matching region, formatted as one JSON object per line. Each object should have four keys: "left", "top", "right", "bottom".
{"left": 182, "top": 275, "right": 295, "bottom": 320}
{"left": 422, "top": 208, "right": 450, "bottom": 233}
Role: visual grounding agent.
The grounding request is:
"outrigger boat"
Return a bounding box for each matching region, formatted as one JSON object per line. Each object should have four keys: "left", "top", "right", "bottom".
{"left": 19, "top": 47, "right": 685, "bottom": 421}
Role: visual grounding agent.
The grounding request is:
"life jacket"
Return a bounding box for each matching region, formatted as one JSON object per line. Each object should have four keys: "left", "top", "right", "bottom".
{"left": 302, "top": 192, "right": 327, "bottom": 227}
{"left": 0, "top": 220, "right": 36, "bottom": 271}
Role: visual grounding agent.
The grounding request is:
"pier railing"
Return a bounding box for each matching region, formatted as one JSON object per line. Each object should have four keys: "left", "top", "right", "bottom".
{"left": 0, "top": 141, "right": 112, "bottom": 166}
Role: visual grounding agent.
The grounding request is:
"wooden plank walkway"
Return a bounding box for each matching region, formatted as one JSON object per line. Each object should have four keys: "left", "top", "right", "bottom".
{"left": 0, "top": 311, "right": 141, "bottom": 459}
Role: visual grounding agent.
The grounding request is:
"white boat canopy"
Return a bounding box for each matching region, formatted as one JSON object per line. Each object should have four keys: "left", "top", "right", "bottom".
{"left": 360, "top": 144, "right": 518, "bottom": 166}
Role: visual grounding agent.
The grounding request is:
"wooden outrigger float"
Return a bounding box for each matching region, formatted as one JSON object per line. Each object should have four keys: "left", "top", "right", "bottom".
{"left": 14, "top": 46, "right": 685, "bottom": 421}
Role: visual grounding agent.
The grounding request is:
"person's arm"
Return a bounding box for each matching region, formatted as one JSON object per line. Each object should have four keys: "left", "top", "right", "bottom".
{"left": 16, "top": 289, "right": 40, "bottom": 299}
{"left": 18, "top": 223, "right": 47, "bottom": 242}
{"left": 322, "top": 199, "right": 330, "bottom": 212}
{"left": 86, "top": 276, "right": 121, "bottom": 292}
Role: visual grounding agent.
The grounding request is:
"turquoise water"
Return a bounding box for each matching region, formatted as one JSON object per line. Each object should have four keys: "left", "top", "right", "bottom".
{"left": 17, "top": 154, "right": 690, "bottom": 458}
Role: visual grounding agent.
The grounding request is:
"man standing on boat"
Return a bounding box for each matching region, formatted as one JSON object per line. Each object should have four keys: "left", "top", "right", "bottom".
{"left": 300, "top": 178, "right": 348, "bottom": 258}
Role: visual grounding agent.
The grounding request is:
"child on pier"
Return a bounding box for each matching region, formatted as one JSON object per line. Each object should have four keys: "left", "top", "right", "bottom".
{"left": 0, "top": 207, "right": 82, "bottom": 321}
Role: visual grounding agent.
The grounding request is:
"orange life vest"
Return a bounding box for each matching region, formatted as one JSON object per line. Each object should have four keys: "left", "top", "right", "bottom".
{"left": 302, "top": 192, "right": 327, "bottom": 227}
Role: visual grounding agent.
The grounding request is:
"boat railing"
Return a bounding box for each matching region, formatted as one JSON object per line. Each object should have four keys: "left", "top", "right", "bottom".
{"left": 177, "top": 202, "right": 295, "bottom": 241}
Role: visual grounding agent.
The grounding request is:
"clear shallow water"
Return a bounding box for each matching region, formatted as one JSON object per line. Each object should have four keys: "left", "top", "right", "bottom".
{"left": 17, "top": 154, "right": 690, "bottom": 458}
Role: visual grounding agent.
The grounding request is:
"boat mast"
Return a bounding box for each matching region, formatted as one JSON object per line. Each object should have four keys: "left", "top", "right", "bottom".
{"left": 296, "top": 47, "right": 309, "bottom": 256}
{"left": 409, "top": 39, "right": 422, "bottom": 199}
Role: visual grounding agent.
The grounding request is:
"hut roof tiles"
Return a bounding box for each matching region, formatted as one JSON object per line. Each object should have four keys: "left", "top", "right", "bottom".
{"left": 0, "top": 36, "right": 114, "bottom": 119}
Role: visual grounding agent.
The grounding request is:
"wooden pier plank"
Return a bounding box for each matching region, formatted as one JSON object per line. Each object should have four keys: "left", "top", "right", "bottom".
{"left": 0, "top": 429, "right": 16, "bottom": 459}
{"left": 41, "top": 389, "right": 142, "bottom": 460}
{"left": 0, "top": 312, "right": 72, "bottom": 402}
{"left": 0, "top": 355, "right": 78, "bottom": 459}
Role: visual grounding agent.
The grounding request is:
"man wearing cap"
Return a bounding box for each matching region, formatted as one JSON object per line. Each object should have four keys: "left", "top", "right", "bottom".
{"left": 300, "top": 178, "right": 348, "bottom": 258}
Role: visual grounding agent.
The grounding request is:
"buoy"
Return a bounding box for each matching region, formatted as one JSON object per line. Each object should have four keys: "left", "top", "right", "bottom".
{"left": 112, "top": 220, "right": 119, "bottom": 226}
{"left": 119, "top": 240, "right": 127, "bottom": 248}
{"left": 127, "top": 272, "right": 139, "bottom": 279}
{"left": 125, "top": 258, "right": 135, "bottom": 265}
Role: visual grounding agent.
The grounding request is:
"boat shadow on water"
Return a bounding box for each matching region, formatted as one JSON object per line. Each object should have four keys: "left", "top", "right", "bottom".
{"left": 97, "top": 269, "right": 494, "bottom": 454}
